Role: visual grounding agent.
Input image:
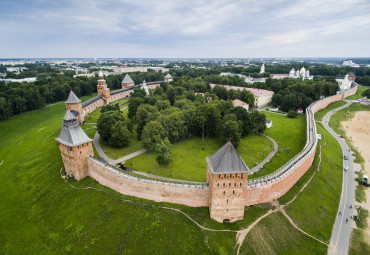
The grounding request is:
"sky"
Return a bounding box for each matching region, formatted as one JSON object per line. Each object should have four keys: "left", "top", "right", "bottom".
{"left": 0, "top": 0, "right": 369, "bottom": 58}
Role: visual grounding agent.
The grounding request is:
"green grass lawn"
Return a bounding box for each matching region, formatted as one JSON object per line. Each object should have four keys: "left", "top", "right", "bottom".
{"left": 126, "top": 134, "right": 272, "bottom": 182}
{"left": 0, "top": 96, "right": 247, "bottom": 254}
{"left": 284, "top": 124, "right": 342, "bottom": 243}
{"left": 240, "top": 212, "right": 327, "bottom": 255}
{"left": 251, "top": 112, "right": 306, "bottom": 179}
{"left": 315, "top": 100, "right": 347, "bottom": 121}
{"left": 346, "top": 86, "right": 368, "bottom": 100}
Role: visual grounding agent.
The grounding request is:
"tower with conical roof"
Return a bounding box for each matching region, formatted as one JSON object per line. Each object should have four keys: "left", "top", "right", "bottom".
{"left": 97, "top": 70, "right": 110, "bottom": 102}
{"left": 121, "top": 74, "right": 135, "bottom": 89}
{"left": 206, "top": 142, "right": 251, "bottom": 223}
{"left": 65, "top": 90, "right": 83, "bottom": 124}
{"left": 56, "top": 110, "right": 94, "bottom": 180}
{"left": 164, "top": 73, "right": 173, "bottom": 83}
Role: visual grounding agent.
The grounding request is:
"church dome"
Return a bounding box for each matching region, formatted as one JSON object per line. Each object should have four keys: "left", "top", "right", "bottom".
{"left": 300, "top": 67, "right": 306, "bottom": 73}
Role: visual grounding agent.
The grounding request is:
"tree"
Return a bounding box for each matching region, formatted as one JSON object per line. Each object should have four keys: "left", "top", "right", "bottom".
{"left": 0, "top": 97, "right": 12, "bottom": 120}
{"left": 101, "top": 103, "right": 120, "bottom": 113}
{"left": 128, "top": 97, "right": 144, "bottom": 119}
{"left": 212, "top": 85, "right": 228, "bottom": 100}
{"left": 136, "top": 104, "right": 159, "bottom": 140}
{"left": 232, "top": 106, "right": 251, "bottom": 136}
{"left": 155, "top": 100, "right": 171, "bottom": 111}
{"left": 109, "top": 122, "right": 131, "bottom": 147}
{"left": 222, "top": 120, "right": 241, "bottom": 148}
{"left": 141, "top": 121, "right": 167, "bottom": 151}
{"left": 193, "top": 104, "right": 221, "bottom": 140}
{"left": 155, "top": 139, "right": 173, "bottom": 165}
{"left": 362, "top": 88, "right": 370, "bottom": 98}
{"left": 249, "top": 111, "right": 266, "bottom": 133}
{"left": 287, "top": 110, "right": 298, "bottom": 118}
{"left": 97, "top": 111, "right": 125, "bottom": 143}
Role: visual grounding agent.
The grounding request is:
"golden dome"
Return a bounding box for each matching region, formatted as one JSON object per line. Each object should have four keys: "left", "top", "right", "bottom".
{"left": 300, "top": 67, "right": 306, "bottom": 72}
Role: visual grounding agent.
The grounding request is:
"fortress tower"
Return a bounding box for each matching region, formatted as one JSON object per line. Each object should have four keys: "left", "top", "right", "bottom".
{"left": 206, "top": 142, "right": 250, "bottom": 223}
{"left": 164, "top": 73, "right": 173, "bottom": 83}
{"left": 347, "top": 72, "right": 356, "bottom": 82}
{"left": 97, "top": 71, "right": 110, "bottom": 102}
{"left": 65, "top": 90, "right": 83, "bottom": 124}
{"left": 56, "top": 110, "right": 93, "bottom": 180}
{"left": 121, "top": 74, "right": 135, "bottom": 89}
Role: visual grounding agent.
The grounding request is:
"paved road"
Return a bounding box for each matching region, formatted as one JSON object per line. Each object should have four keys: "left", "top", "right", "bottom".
{"left": 93, "top": 132, "right": 147, "bottom": 165}
{"left": 250, "top": 134, "right": 278, "bottom": 173}
{"left": 324, "top": 100, "right": 356, "bottom": 255}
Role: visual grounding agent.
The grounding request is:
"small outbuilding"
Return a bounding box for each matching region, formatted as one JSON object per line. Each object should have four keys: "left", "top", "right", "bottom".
{"left": 265, "top": 120, "right": 272, "bottom": 128}
{"left": 297, "top": 108, "right": 304, "bottom": 114}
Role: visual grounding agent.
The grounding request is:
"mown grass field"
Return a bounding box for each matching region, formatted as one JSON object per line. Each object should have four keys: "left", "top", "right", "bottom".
{"left": 315, "top": 101, "right": 347, "bottom": 121}
{"left": 240, "top": 212, "right": 327, "bottom": 255}
{"left": 126, "top": 134, "right": 273, "bottom": 182}
{"left": 251, "top": 112, "right": 306, "bottom": 179}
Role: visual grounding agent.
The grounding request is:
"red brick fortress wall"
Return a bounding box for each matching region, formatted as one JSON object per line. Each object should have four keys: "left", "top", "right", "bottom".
{"left": 87, "top": 157, "right": 210, "bottom": 207}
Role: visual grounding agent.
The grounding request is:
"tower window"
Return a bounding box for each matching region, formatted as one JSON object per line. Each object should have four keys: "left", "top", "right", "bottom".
{"left": 240, "top": 183, "right": 242, "bottom": 186}
{"left": 229, "top": 183, "right": 231, "bottom": 187}
{"left": 223, "top": 191, "right": 225, "bottom": 195}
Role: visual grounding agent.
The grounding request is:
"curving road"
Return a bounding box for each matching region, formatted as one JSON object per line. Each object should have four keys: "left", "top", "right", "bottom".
{"left": 324, "top": 100, "right": 355, "bottom": 255}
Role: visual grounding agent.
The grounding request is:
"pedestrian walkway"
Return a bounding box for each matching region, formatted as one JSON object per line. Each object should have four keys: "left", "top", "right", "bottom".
{"left": 250, "top": 134, "right": 278, "bottom": 173}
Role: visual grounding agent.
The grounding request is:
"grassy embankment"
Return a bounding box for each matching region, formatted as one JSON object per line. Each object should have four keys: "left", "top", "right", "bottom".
{"left": 346, "top": 86, "right": 368, "bottom": 100}
{"left": 0, "top": 96, "right": 274, "bottom": 254}
{"left": 240, "top": 123, "right": 344, "bottom": 254}
{"left": 314, "top": 101, "right": 347, "bottom": 121}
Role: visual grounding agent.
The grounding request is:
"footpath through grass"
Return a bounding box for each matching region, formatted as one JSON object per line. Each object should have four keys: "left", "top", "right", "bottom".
{"left": 315, "top": 100, "right": 347, "bottom": 121}
{"left": 240, "top": 212, "right": 327, "bottom": 255}
{"left": 284, "top": 124, "right": 342, "bottom": 243}
{"left": 0, "top": 97, "right": 244, "bottom": 254}
{"left": 126, "top": 134, "right": 273, "bottom": 182}
{"left": 251, "top": 112, "right": 306, "bottom": 179}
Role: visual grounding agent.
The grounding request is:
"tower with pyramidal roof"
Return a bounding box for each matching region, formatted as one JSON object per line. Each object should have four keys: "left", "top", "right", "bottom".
{"left": 56, "top": 110, "right": 93, "bottom": 180}
{"left": 65, "top": 90, "right": 83, "bottom": 124}
{"left": 121, "top": 74, "right": 135, "bottom": 88}
{"left": 97, "top": 70, "right": 110, "bottom": 102}
{"left": 206, "top": 142, "right": 251, "bottom": 223}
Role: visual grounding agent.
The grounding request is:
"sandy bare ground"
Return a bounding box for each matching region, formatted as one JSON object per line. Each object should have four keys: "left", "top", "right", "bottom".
{"left": 342, "top": 111, "right": 370, "bottom": 243}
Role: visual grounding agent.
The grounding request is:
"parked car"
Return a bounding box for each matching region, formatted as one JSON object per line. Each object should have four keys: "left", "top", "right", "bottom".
{"left": 344, "top": 156, "right": 349, "bottom": 160}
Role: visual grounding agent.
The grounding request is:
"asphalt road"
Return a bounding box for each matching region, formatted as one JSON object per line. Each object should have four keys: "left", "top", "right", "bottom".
{"left": 324, "top": 100, "right": 355, "bottom": 255}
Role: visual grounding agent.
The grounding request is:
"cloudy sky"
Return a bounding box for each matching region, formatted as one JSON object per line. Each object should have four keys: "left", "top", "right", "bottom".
{"left": 0, "top": 0, "right": 369, "bottom": 58}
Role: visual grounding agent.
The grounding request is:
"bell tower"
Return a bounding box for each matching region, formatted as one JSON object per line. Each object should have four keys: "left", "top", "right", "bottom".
{"left": 56, "top": 110, "right": 94, "bottom": 180}
{"left": 206, "top": 142, "right": 250, "bottom": 223}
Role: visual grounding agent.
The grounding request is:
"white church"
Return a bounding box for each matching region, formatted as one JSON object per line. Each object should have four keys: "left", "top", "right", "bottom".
{"left": 289, "top": 67, "right": 313, "bottom": 80}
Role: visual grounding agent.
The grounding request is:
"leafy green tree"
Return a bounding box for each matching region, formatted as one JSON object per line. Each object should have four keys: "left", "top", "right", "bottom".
{"left": 128, "top": 97, "right": 144, "bottom": 120}
{"left": 222, "top": 120, "right": 241, "bottom": 148}
{"left": 101, "top": 103, "right": 120, "bottom": 113}
{"left": 193, "top": 104, "right": 221, "bottom": 140}
{"left": 249, "top": 111, "right": 266, "bottom": 133}
{"left": 97, "top": 111, "right": 125, "bottom": 143}
{"left": 0, "top": 97, "right": 12, "bottom": 120}
{"left": 155, "top": 100, "right": 171, "bottom": 111}
{"left": 232, "top": 106, "right": 251, "bottom": 136}
{"left": 362, "top": 88, "right": 370, "bottom": 98}
{"left": 109, "top": 122, "right": 131, "bottom": 147}
{"left": 287, "top": 110, "right": 298, "bottom": 118}
{"left": 155, "top": 138, "right": 173, "bottom": 165}
{"left": 141, "top": 121, "right": 167, "bottom": 151}
{"left": 136, "top": 104, "right": 159, "bottom": 140}
{"left": 212, "top": 85, "right": 228, "bottom": 100}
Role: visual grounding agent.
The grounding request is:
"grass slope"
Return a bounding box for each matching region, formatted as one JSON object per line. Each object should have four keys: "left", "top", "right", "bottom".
{"left": 240, "top": 212, "right": 327, "bottom": 255}
{"left": 284, "top": 124, "right": 342, "bottom": 243}
{"left": 0, "top": 98, "right": 242, "bottom": 254}
{"left": 315, "top": 101, "right": 347, "bottom": 121}
{"left": 251, "top": 112, "right": 306, "bottom": 179}
{"left": 346, "top": 86, "right": 368, "bottom": 100}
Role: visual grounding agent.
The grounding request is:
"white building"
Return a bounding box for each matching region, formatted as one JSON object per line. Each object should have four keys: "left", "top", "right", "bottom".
{"left": 148, "top": 67, "right": 169, "bottom": 73}
{"left": 141, "top": 80, "right": 149, "bottom": 96}
{"left": 342, "top": 60, "right": 360, "bottom": 68}
{"left": 265, "top": 120, "right": 272, "bottom": 128}
{"left": 288, "top": 67, "right": 313, "bottom": 80}
{"left": 336, "top": 74, "right": 352, "bottom": 91}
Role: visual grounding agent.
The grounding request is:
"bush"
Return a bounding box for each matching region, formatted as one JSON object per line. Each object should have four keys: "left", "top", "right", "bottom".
{"left": 287, "top": 110, "right": 298, "bottom": 118}
{"left": 361, "top": 88, "right": 370, "bottom": 98}
{"left": 155, "top": 139, "right": 173, "bottom": 165}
